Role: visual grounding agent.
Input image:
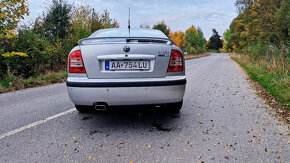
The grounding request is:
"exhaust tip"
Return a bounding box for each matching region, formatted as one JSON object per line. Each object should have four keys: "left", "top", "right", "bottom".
{"left": 94, "top": 102, "right": 108, "bottom": 111}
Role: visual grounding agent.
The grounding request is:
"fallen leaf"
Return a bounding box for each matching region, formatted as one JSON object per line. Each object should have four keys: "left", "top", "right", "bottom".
{"left": 89, "top": 156, "right": 92, "bottom": 160}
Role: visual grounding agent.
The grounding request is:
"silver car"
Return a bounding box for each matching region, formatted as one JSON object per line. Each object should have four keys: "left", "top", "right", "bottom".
{"left": 66, "top": 28, "right": 186, "bottom": 112}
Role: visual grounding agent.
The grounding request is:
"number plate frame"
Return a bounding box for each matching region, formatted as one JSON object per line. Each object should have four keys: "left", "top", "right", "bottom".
{"left": 105, "top": 61, "right": 150, "bottom": 70}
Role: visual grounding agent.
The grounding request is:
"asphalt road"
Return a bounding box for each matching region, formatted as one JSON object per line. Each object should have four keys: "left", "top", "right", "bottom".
{"left": 0, "top": 53, "right": 288, "bottom": 163}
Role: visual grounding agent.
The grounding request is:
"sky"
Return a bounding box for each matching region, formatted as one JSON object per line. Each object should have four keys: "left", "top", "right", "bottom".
{"left": 24, "top": 0, "right": 238, "bottom": 39}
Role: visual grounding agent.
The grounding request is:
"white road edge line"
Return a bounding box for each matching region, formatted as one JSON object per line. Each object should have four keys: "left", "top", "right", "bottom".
{"left": 0, "top": 108, "right": 76, "bottom": 140}
{"left": 0, "top": 63, "right": 198, "bottom": 140}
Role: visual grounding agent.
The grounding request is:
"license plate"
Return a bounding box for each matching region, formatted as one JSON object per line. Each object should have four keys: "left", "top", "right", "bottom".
{"left": 105, "top": 61, "right": 149, "bottom": 70}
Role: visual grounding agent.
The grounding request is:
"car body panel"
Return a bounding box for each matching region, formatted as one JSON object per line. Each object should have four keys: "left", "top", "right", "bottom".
{"left": 67, "top": 77, "right": 186, "bottom": 106}
{"left": 79, "top": 43, "right": 172, "bottom": 79}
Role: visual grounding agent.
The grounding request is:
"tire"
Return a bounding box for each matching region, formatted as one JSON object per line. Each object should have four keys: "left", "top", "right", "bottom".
{"left": 75, "top": 105, "right": 92, "bottom": 113}
{"left": 167, "top": 100, "right": 183, "bottom": 113}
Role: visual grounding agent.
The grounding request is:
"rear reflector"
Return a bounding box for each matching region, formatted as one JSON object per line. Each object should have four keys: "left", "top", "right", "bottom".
{"left": 167, "top": 50, "right": 184, "bottom": 72}
{"left": 69, "top": 50, "right": 86, "bottom": 73}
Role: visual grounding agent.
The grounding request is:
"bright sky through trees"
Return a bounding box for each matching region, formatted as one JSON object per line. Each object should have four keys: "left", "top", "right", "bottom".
{"left": 24, "top": 0, "right": 237, "bottom": 39}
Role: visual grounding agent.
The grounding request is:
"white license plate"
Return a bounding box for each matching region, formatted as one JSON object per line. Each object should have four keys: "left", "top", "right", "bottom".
{"left": 105, "top": 61, "right": 149, "bottom": 70}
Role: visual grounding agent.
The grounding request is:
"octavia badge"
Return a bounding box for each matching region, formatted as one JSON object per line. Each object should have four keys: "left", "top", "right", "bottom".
{"left": 123, "top": 46, "right": 130, "bottom": 52}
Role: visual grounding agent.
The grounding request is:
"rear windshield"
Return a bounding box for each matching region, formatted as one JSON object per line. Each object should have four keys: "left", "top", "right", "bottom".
{"left": 89, "top": 28, "right": 168, "bottom": 38}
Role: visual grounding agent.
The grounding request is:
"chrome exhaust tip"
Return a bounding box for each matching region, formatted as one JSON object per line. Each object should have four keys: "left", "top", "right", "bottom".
{"left": 94, "top": 102, "right": 107, "bottom": 111}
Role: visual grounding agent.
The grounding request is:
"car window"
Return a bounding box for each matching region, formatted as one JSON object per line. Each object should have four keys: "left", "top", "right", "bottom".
{"left": 89, "top": 28, "right": 168, "bottom": 38}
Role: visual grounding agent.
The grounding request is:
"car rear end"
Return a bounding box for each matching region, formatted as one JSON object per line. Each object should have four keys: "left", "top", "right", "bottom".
{"left": 66, "top": 28, "right": 186, "bottom": 110}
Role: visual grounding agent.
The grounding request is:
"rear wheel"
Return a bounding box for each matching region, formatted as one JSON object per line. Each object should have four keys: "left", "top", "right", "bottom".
{"left": 167, "top": 100, "right": 183, "bottom": 113}
{"left": 75, "top": 105, "right": 92, "bottom": 113}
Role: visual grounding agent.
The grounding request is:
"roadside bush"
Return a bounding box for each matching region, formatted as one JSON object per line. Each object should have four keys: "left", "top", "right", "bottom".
{"left": 0, "top": 48, "right": 6, "bottom": 79}
{"left": 242, "top": 40, "right": 268, "bottom": 60}
{"left": 70, "top": 26, "right": 91, "bottom": 44}
{"left": 14, "top": 28, "right": 53, "bottom": 77}
{"left": 0, "top": 0, "right": 120, "bottom": 91}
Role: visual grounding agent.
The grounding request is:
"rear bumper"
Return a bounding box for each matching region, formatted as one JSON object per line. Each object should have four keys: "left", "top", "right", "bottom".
{"left": 67, "top": 76, "right": 186, "bottom": 106}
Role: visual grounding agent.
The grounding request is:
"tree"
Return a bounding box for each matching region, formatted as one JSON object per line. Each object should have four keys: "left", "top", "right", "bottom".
{"left": 207, "top": 29, "right": 223, "bottom": 50}
{"left": 235, "top": 0, "right": 257, "bottom": 13}
{"left": 152, "top": 21, "right": 170, "bottom": 37}
{"left": 184, "top": 26, "right": 207, "bottom": 54}
{"left": 98, "top": 9, "right": 119, "bottom": 29}
{"left": 140, "top": 23, "right": 150, "bottom": 29}
{"left": 274, "top": 0, "right": 289, "bottom": 43}
{"left": 90, "top": 9, "right": 119, "bottom": 32}
{"left": 169, "top": 31, "right": 185, "bottom": 51}
{"left": 229, "top": 0, "right": 287, "bottom": 52}
{"left": 43, "top": 0, "right": 72, "bottom": 38}
{"left": 223, "top": 29, "right": 233, "bottom": 52}
{"left": 69, "top": 4, "right": 93, "bottom": 42}
{"left": 185, "top": 26, "right": 199, "bottom": 54}
{"left": 70, "top": 4, "right": 92, "bottom": 32}
{"left": 0, "top": 0, "right": 29, "bottom": 77}
{"left": 0, "top": 0, "right": 29, "bottom": 38}
{"left": 196, "top": 27, "right": 206, "bottom": 48}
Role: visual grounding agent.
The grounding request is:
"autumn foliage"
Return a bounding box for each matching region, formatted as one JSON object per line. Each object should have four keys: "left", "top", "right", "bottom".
{"left": 145, "top": 21, "right": 207, "bottom": 54}
{"left": 168, "top": 26, "right": 206, "bottom": 54}
{"left": 0, "top": 0, "right": 29, "bottom": 39}
{"left": 0, "top": 0, "right": 119, "bottom": 80}
{"left": 169, "top": 31, "right": 186, "bottom": 51}
{"left": 227, "top": 0, "right": 289, "bottom": 52}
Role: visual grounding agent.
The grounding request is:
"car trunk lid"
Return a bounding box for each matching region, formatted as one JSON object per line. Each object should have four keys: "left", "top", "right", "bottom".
{"left": 79, "top": 37, "right": 173, "bottom": 79}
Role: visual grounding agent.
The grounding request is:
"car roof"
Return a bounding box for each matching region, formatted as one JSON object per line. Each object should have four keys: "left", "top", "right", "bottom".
{"left": 89, "top": 28, "right": 168, "bottom": 39}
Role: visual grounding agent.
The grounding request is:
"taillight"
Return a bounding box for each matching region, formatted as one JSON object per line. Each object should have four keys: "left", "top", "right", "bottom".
{"left": 167, "top": 50, "right": 184, "bottom": 72}
{"left": 69, "top": 50, "right": 86, "bottom": 73}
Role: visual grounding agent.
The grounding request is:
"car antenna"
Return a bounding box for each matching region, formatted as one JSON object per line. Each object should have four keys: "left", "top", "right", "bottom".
{"left": 128, "top": 7, "right": 131, "bottom": 35}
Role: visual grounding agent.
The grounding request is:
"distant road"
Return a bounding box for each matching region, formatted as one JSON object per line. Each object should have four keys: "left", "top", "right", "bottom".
{"left": 0, "top": 53, "right": 288, "bottom": 162}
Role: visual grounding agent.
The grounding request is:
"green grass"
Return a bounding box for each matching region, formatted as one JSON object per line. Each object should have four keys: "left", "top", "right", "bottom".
{"left": 0, "top": 71, "right": 67, "bottom": 93}
{"left": 231, "top": 56, "right": 290, "bottom": 108}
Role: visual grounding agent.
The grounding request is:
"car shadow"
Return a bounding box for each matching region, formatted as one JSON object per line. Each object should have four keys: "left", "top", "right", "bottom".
{"left": 76, "top": 105, "right": 183, "bottom": 134}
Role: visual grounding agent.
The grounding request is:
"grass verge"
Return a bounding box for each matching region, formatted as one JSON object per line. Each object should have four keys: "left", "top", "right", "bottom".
{"left": 230, "top": 53, "right": 289, "bottom": 122}
{"left": 184, "top": 53, "right": 211, "bottom": 60}
{"left": 0, "top": 71, "right": 67, "bottom": 94}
